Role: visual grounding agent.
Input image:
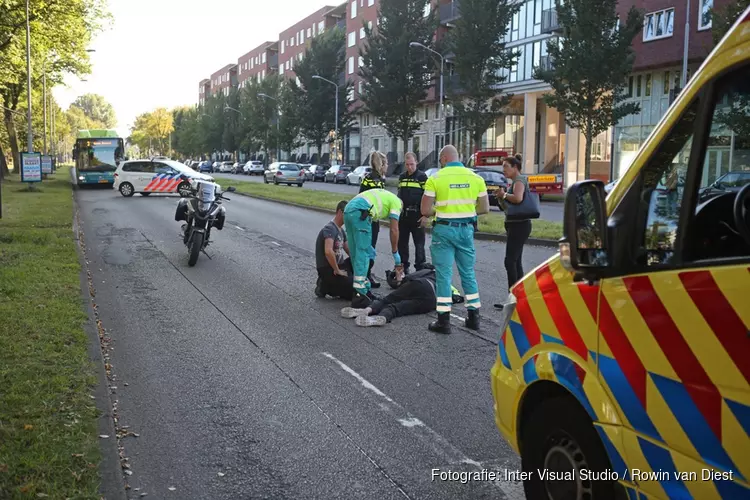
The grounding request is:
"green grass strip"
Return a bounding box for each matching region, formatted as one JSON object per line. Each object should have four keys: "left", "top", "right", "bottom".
{"left": 0, "top": 169, "right": 101, "bottom": 499}
{"left": 220, "top": 178, "right": 563, "bottom": 240}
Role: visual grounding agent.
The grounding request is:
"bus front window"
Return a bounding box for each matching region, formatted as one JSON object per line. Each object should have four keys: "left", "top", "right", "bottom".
{"left": 80, "top": 145, "right": 118, "bottom": 171}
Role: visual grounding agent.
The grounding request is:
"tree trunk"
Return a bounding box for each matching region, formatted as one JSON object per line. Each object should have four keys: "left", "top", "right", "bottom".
{"left": 3, "top": 108, "right": 21, "bottom": 172}
{"left": 583, "top": 128, "right": 593, "bottom": 180}
{"left": 473, "top": 132, "right": 482, "bottom": 156}
{"left": 0, "top": 142, "right": 8, "bottom": 179}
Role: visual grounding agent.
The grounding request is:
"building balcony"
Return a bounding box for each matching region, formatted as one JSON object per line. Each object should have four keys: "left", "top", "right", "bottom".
{"left": 446, "top": 74, "right": 464, "bottom": 95}
{"left": 540, "top": 55, "right": 555, "bottom": 72}
{"left": 337, "top": 19, "right": 346, "bottom": 30}
{"left": 268, "top": 53, "right": 278, "bottom": 69}
{"left": 439, "top": 1, "right": 460, "bottom": 25}
{"left": 541, "top": 8, "right": 561, "bottom": 34}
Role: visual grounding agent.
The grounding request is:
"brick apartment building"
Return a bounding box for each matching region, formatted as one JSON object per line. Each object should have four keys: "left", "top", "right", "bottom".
{"left": 209, "top": 64, "right": 238, "bottom": 98}
{"left": 612, "top": 0, "right": 730, "bottom": 182}
{"left": 197, "top": 0, "right": 734, "bottom": 176}
{"left": 278, "top": 5, "right": 346, "bottom": 83}
{"left": 238, "top": 42, "right": 279, "bottom": 89}
{"left": 198, "top": 79, "right": 211, "bottom": 107}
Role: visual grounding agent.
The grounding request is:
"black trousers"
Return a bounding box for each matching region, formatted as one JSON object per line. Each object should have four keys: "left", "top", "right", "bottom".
{"left": 398, "top": 212, "right": 426, "bottom": 271}
{"left": 318, "top": 258, "right": 354, "bottom": 300}
{"left": 504, "top": 220, "right": 532, "bottom": 289}
{"left": 370, "top": 279, "right": 434, "bottom": 322}
{"left": 368, "top": 221, "right": 380, "bottom": 276}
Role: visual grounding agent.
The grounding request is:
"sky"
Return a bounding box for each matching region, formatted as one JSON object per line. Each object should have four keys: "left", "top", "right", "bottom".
{"left": 52, "top": 0, "right": 322, "bottom": 138}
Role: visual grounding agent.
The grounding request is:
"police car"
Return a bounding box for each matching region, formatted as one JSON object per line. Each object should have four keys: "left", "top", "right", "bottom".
{"left": 114, "top": 159, "right": 215, "bottom": 197}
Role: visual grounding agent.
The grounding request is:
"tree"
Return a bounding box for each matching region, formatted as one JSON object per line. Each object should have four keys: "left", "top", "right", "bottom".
{"left": 241, "top": 76, "right": 279, "bottom": 162}
{"left": 535, "top": 0, "right": 643, "bottom": 179}
{"left": 295, "top": 27, "right": 355, "bottom": 160}
{"left": 0, "top": 0, "right": 109, "bottom": 172}
{"left": 448, "top": 0, "right": 519, "bottom": 152}
{"left": 128, "top": 108, "right": 174, "bottom": 156}
{"left": 70, "top": 93, "right": 116, "bottom": 128}
{"left": 359, "top": 0, "right": 436, "bottom": 157}
{"left": 712, "top": 1, "right": 750, "bottom": 45}
{"left": 277, "top": 80, "right": 304, "bottom": 157}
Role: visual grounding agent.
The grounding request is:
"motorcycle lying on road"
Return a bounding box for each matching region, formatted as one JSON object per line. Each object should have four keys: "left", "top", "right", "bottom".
{"left": 174, "top": 181, "right": 236, "bottom": 266}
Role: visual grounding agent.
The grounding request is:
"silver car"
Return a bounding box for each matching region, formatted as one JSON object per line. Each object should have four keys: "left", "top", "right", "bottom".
{"left": 346, "top": 166, "right": 371, "bottom": 185}
{"left": 264, "top": 162, "right": 305, "bottom": 187}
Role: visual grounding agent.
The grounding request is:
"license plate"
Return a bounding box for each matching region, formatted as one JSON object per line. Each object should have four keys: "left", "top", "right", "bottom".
{"left": 529, "top": 175, "right": 557, "bottom": 183}
{"left": 98, "top": 179, "right": 109, "bottom": 183}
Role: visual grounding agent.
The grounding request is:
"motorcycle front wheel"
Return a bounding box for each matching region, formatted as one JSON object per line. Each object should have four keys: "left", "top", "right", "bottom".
{"left": 188, "top": 232, "right": 204, "bottom": 267}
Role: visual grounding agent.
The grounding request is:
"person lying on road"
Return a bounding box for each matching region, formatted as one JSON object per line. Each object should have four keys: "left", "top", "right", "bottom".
{"left": 340, "top": 268, "right": 463, "bottom": 327}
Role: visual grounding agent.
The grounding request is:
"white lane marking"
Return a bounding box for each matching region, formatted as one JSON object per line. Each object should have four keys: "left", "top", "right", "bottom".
{"left": 398, "top": 417, "right": 425, "bottom": 428}
{"left": 323, "top": 352, "right": 394, "bottom": 403}
{"left": 271, "top": 241, "right": 281, "bottom": 246}
{"left": 234, "top": 225, "right": 245, "bottom": 231}
{"left": 321, "top": 352, "right": 515, "bottom": 497}
{"left": 450, "top": 313, "right": 466, "bottom": 322}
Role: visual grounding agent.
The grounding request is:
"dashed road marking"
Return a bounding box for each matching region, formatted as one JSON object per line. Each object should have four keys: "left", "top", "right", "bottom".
{"left": 234, "top": 225, "right": 245, "bottom": 231}
{"left": 271, "top": 241, "right": 281, "bottom": 246}
{"left": 321, "top": 352, "right": 519, "bottom": 498}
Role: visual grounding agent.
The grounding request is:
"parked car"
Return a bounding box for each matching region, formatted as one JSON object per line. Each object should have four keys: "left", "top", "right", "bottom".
{"left": 425, "top": 167, "right": 439, "bottom": 178}
{"left": 474, "top": 168, "right": 508, "bottom": 207}
{"left": 325, "top": 165, "right": 351, "bottom": 183}
{"left": 298, "top": 163, "right": 311, "bottom": 178}
{"left": 199, "top": 161, "right": 213, "bottom": 173}
{"left": 698, "top": 170, "right": 750, "bottom": 203}
{"left": 232, "top": 162, "right": 244, "bottom": 174}
{"left": 264, "top": 162, "right": 305, "bottom": 186}
{"left": 218, "top": 161, "right": 234, "bottom": 173}
{"left": 310, "top": 164, "right": 329, "bottom": 182}
{"left": 346, "top": 166, "right": 371, "bottom": 185}
{"left": 243, "top": 160, "right": 265, "bottom": 175}
{"left": 211, "top": 161, "right": 222, "bottom": 172}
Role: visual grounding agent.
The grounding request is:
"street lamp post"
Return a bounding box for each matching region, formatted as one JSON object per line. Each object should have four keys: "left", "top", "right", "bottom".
{"left": 410, "top": 42, "right": 444, "bottom": 149}
{"left": 312, "top": 75, "right": 339, "bottom": 164}
{"left": 25, "top": 0, "right": 33, "bottom": 154}
{"left": 224, "top": 106, "right": 245, "bottom": 161}
{"left": 258, "top": 93, "right": 280, "bottom": 162}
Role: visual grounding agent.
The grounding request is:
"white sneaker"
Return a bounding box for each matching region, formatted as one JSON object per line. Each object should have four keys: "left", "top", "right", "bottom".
{"left": 341, "top": 307, "right": 368, "bottom": 318}
{"left": 355, "top": 315, "right": 387, "bottom": 327}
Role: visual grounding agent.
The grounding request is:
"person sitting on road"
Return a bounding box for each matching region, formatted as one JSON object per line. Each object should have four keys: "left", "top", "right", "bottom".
{"left": 340, "top": 267, "right": 463, "bottom": 327}
{"left": 315, "top": 201, "right": 353, "bottom": 299}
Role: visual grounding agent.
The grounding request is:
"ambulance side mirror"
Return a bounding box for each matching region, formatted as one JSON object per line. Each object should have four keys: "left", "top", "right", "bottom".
{"left": 560, "top": 180, "right": 610, "bottom": 273}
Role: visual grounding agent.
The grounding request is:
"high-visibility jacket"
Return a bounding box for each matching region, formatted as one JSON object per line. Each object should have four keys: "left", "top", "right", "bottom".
{"left": 355, "top": 188, "right": 402, "bottom": 221}
{"left": 398, "top": 170, "right": 428, "bottom": 210}
{"left": 359, "top": 172, "right": 385, "bottom": 193}
{"left": 423, "top": 162, "right": 487, "bottom": 220}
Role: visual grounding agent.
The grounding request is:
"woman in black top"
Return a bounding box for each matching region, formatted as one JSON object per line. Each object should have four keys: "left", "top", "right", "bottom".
{"left": 358, "top": 151, "right": 387, "bottom": 288}
{"left": 495, "top": 156, "right": 532, "bottom": 309}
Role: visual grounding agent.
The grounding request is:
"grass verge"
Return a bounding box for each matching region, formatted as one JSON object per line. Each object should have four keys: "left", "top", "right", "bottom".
{"left": 0, "top": 170, "right": 101, "bottom": 499}
{"left": 220, "top": 178, "right": 563, "bottom": 240}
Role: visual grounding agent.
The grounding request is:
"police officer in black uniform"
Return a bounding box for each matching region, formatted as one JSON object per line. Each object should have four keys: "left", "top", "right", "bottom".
{"left": 358, "top": 151, "right": 387, "bottom": 288}
{"left": 397, "top": 152, "right": 428, "bottom": 274}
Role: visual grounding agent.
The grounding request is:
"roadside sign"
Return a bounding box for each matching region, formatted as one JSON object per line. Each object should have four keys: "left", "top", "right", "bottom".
{"left": 21, "top": 152, "right": 42, "bottom": 183}
{"left": 41, "top": 155, "right": 52, "bottom": 174}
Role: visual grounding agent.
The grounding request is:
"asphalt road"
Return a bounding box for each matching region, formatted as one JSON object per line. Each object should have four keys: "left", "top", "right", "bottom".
{"left": 212, "top": 172, "right": 564, "bottom": 223}
{"left": 76, "top": 184, "right": 556, "bottom": 499}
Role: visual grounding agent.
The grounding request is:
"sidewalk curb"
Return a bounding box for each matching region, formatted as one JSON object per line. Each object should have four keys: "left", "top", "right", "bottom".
{"left": 71, "top": 190, "right": 128, "bottom": 500}
{"left": 232, "top": 191, "right": 559, "bottom": 248}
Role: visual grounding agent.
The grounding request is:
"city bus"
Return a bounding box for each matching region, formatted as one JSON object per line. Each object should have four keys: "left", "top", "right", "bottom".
{"left": 72, "top": 129, "right": 125, "bottom": 186}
